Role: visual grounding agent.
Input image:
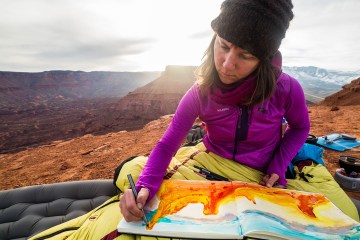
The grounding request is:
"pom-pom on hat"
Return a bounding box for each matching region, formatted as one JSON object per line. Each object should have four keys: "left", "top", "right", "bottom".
{"left": 211, "top": 0, "right": 294, "bottom": 60}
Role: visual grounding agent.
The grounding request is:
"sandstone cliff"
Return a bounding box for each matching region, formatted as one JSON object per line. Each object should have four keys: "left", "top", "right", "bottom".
{"left": 101, "top": 65, "right": 196, "bottom": 131}
{"left": 0, "top": 67, "right": 195, "bottom": 153}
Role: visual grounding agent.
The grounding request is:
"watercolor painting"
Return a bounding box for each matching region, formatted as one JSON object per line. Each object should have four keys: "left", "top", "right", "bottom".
{"left": 117, "top": 180, "right": 360, "bottom": 239}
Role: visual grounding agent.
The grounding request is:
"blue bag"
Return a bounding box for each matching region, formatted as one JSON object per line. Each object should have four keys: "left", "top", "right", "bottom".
{"left": 286, "top": 143, "right": 325, "bottom": 179}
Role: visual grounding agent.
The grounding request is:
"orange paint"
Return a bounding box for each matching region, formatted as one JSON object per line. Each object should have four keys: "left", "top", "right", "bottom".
{"left": 146, "top": 180, "right": 328, "bottom": 229}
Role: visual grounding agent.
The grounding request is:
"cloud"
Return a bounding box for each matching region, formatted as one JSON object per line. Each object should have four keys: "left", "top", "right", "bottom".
{"left": 282, "top": 0, "right": 360, "bottom": 71}
{"left": 0, "top": 0, "right": 358, "bottom": 72}
{"left": 0, "top": 0, "right": 160, "bottom": 71}
{"left": 0, "top": 0, "right": 211, "bottom": 71}
{"left": 35, "top": 38, "right": 154, "bottom": 61}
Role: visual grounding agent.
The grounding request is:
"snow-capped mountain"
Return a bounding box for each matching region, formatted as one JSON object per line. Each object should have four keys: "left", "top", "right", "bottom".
{"left": 282, "top": 66, "right": 360, "bottom": 102}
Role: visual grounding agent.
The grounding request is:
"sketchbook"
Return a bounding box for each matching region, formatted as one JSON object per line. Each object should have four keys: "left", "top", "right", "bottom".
{"left": 117, "top": 180, "right": 360, "bottom": 240}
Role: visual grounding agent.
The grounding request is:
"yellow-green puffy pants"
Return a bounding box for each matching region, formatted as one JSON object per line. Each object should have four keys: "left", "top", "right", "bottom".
{"left": 30, "top": 143, "right": 359, "bottom": 240}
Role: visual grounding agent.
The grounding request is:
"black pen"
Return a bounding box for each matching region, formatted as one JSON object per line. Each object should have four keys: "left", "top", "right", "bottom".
{"left": 194, "top": 165, "right": 229, "bottom": 181}
{"left": 127, "top": 174, "right": 149, "bottom": 226}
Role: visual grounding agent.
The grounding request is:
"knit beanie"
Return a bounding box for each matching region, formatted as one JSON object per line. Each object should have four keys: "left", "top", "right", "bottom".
{"left": 211, "top": 0, "right": 294, "bottom": 60}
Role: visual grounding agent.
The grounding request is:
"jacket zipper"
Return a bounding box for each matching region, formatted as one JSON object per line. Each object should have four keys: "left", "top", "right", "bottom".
{"left": 233, "top": 107, "right": 242, "bottom": 159}
{"left": 233, "top": 106, "right": 249, "bottom": 159}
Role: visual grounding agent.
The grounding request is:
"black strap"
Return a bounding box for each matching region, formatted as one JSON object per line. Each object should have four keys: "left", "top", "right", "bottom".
{"left": 299, "top": 172, "right": 314, "bottom": 182}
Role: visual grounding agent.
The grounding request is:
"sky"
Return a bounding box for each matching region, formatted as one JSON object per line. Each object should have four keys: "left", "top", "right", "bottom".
{"left": 1, "top": 0, "right": 359, "bottom": 72}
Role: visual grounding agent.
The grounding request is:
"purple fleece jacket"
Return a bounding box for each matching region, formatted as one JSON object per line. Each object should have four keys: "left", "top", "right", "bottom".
{"left": 136, "top": 64, "right": 310, "bottom": 201}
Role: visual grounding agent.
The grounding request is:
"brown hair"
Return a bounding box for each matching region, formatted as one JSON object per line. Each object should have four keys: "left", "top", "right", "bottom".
{"left": 195, "top": 34, "right": 277, "bottom": 107}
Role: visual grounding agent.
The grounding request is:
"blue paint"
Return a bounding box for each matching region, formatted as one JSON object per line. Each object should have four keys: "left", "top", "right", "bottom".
{"left": 239, "top": 210, "right": 360, "bottom": 240}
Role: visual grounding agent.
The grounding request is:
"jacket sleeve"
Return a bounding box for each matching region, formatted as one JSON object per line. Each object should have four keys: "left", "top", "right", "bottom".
{"left": 135, "top": 84, "right": 201, "bottom": 200}
{"left": 266, "top": 77, "right": 310, "bottom": 186}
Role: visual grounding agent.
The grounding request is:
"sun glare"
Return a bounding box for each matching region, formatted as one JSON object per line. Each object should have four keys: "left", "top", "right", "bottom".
{"left": 114, "top": 0, "right": 221, "bottom": 71}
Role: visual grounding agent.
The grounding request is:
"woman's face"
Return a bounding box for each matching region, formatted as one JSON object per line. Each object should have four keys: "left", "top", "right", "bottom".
{"left": 214, "top": 35, "right": 260, "bottom": 84}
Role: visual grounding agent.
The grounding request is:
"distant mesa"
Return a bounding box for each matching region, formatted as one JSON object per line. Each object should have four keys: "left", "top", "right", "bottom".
{"left": 0, "top": 66, "right": 195, "bottom": 153}
{"left": 283, "top": 66, "right": 360, "bottom": 103}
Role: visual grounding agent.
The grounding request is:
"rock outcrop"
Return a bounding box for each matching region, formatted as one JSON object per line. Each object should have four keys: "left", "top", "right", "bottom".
{"left": 320, "top": 77, "right": 360, "bottom": 106}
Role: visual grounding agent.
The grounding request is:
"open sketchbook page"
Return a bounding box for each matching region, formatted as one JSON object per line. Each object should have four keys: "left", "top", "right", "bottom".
{"left": 118, "top": 181, "right": 241, "bottom": 239}
{"left": 232, "top": 182, "right": 360, "bottom": 239}
{"left": 117, "top": 180, "right": 360, "bottom": 240}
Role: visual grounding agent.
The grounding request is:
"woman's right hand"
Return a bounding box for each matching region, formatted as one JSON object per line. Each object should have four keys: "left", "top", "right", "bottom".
{"left": 119, "top": 187, "right": 149, "bottom": 222}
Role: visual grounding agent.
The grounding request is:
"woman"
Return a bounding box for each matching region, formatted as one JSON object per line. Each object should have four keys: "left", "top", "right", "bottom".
{"left": 120, "top": 0, "right": 357, "bottom": 223}
{"left": 26, "top": 1, "right": 357, "bottom": 239}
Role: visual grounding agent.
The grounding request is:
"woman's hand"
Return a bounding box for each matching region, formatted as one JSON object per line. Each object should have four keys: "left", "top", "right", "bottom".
{"left": 260, "top": 173, "right": 285, "bottom": 188}
{"left": 119, "top": 187, "right": 149, "bottom": 222}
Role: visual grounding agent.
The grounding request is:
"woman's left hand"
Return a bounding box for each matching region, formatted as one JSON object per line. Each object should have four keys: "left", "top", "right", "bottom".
{"left": 260, "top": 173, "right": 285, "bottom": 188}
